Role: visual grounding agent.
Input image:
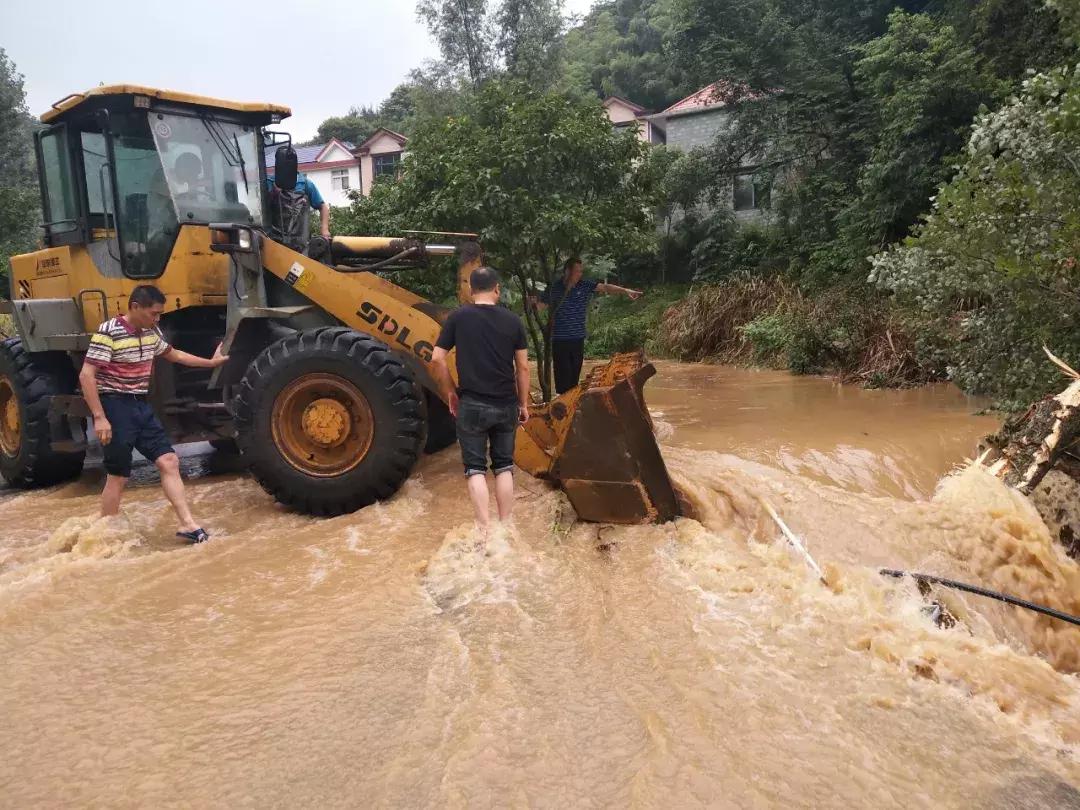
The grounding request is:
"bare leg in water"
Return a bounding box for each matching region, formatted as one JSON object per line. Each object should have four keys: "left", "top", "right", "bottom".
{"left": 494, "top": 470, "right": 514, "bottom": 523}
{"left": 155, "top": 453, "right": 200, "bottom": 533}
{"left": 466, "top": 473, "right": 491, "bottom": 533}
{"left": 100, "top": 475, "right": 128, "bottom": 517}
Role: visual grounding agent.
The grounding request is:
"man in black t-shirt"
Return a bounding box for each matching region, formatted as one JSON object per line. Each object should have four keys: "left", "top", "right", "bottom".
{"left": 432, "top": 266, "right": 531, "bottom": 533}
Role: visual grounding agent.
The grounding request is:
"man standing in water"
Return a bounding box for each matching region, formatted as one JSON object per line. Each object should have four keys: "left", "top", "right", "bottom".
{"left": 531, "top": 258, "right": 644, "bottom": 394}
{"left": 432, "top": 267, "right": 531, "bottom": 533}
{"left": 455, "top": 241, "right": 484, "bottom": 304}
{"left": 79, "top": 285, "right": 229, "bottom": 543}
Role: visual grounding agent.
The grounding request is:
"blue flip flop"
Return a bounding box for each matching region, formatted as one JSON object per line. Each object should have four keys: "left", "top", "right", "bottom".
{"left": 177, "top": 528, "right": 210, "bottom": 544}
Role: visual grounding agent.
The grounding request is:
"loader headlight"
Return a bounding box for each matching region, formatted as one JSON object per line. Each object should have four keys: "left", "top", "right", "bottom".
{"left": 210, "top": 224, "right": 256, "bottom": 254}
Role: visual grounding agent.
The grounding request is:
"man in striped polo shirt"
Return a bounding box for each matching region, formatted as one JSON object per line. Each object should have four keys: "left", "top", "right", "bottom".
{"left": 79, "top": 285, "right": 228, "bottom": 544}
{"left": 534, "top": 257, "right": 643, "bottom": 394}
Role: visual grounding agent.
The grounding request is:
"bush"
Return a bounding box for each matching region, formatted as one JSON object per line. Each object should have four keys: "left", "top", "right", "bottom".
{"left": 690, "top": 217, "right": 790, "bottom": 282}
{"left": 585, "top": 285, "right": 687, "bottom": 358}
{"left": 659, "top": 276, "right": 796, "bottom": 362}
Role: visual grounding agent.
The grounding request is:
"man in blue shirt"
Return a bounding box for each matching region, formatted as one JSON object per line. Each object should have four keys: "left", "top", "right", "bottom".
{"left": 266, "top": 173, "right": 332, "bottom": 245}
{"left": 533, "top": 257, "right": 643, "bottom": 394}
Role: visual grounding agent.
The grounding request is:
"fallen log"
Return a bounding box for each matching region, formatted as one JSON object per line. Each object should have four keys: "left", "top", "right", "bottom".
{"left": 982, "top": 348, "right": 1080, "bottom": 557}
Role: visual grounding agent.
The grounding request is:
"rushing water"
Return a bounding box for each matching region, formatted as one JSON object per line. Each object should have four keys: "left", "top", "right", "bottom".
{"left": 2, "top": 363, "right": 1079, "bottom": 808}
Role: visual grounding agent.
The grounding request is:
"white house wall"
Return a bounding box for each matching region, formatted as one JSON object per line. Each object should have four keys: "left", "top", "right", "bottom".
{"left": 302, "top": 165, "right": 361, "bottom": 208}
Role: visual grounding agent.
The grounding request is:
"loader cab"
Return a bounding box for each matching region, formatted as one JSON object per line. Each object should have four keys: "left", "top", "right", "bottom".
{"left": 35, "top": 86, "right": 289, "bottom": 279}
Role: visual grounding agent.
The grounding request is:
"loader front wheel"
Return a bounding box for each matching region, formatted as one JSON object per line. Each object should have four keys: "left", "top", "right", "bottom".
{"left": 0, "top": 338, "right": 86, "bottom": 487}
{"left": 233, "top": 328, "right": 424, "bottom": 516}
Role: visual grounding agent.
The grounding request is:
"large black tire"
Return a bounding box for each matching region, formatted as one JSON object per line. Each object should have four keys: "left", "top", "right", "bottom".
{"left": 209, "top": 437, "right": 240, "bottom": 455}
{"left": 0, "top": 337, "right": 86, "bottom": 487}
{"left": 423, "top": 388, "right": 457, "bottom": 454}
{"left": 233, "top": 327, "right": 425, "bottom": 516}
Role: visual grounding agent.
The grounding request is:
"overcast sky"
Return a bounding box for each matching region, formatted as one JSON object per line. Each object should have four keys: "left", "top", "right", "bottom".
{"left": 2, "top": 0, "right": 595, "bottom": 141}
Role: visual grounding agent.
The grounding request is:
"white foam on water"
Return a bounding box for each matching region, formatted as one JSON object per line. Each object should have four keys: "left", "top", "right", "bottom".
{"left": 421, "top": 522, "right": 522, "bottom": 612}
{"left": 0, "top": 513, "right": 144, "bottom": 594}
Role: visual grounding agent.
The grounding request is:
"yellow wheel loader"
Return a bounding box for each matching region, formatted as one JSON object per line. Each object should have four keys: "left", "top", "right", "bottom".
{"left": 1, "top": 85, "right": 678, "bottom": 523}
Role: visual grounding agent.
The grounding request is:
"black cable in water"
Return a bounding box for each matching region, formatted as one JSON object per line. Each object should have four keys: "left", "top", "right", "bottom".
{"left": 879, "top": 569, "right": 1080, "bottom": 628}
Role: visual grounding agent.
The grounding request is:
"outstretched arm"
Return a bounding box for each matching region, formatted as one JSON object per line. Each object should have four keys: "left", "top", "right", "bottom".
{"left": 162, "top": 344, "right": 229, "bottom": 369}
{"left": 596, "top": 283, "right": 643, "bottom": 300}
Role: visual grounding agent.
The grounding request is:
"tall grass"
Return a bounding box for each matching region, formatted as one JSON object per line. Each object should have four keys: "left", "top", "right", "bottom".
{"left": 659, "top": 277, "right": 935, "bottom": 387}
{"left": 659, "top": 277, "right": 797, "bottom": 363}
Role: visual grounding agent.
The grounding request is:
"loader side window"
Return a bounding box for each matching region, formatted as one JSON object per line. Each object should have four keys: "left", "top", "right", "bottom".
{"left": 81, "top": 133, "right": 109, "bottom": 221}
{"left": 37, "top": 126, "right": 81, "bottom": 243}
{"left": 113, "top": 115, "right": 180, "bottom": 278}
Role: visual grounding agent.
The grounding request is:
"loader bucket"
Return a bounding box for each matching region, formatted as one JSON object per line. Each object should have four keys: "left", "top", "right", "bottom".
{"left": 515, "top": 352, "right": 680, "bottom": 524}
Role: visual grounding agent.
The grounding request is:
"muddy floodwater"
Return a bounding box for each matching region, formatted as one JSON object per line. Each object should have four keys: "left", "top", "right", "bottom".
{"left": 3, "top": 363, "right": 1080, "bottom": 808}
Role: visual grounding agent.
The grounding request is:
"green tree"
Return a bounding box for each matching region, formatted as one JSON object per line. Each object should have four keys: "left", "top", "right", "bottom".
{"left": 942, "top": 0, "right": 1070, "bottom": 80}
{"left": 670, "top": 0, "right": 1069, "bottom": 283}
{"left": 0, "top": 49, "right": 39, "bottom": 298}
{"left": 870, "top": 66, "right": 1080, "bottom": 406}
{"left": 313, "top": 105, "right": 383, "bottom": 145}
{"left": 379, "top": 83, "right": 418, "bottom": 126}
{"left": 561, "top": 0, "right": 688, "bottom": 111}
{"left": 647, "top": 146, "right": 708, "bottom": 282}
{"left": 842, "top": 10, "right": 1009, "bottom": 251}
{"left": 363, "top": 79, "right": 657, "bottom": 398}
{"left": 670, "top": 0, "right": 906, "bottom": 280}
{"left": 417, "top": 0, "right": 494, "bottom": 86}
{"left": 496, "top": 0, "right": 566, "bottom": 88}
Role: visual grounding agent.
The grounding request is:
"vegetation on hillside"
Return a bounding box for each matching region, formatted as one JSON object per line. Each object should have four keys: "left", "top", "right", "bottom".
{"left": 3, "top": 0, "right": 1079, "bottom": 407}
{"left": 324, "top": 0, "right": 1080, "bottom": 406}
{"left": 870, "top": 64, "right": 1080, "bottom": 407}
{"left": 0, "top": 49, "right": 38, "bottom": 298}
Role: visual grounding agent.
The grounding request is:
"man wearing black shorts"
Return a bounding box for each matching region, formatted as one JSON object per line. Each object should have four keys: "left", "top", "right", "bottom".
{"left": 78, "top": 285, "right": 229, "bottom": 543}
{"left": 432, "top": 266, "right": 530, "bottom": 533}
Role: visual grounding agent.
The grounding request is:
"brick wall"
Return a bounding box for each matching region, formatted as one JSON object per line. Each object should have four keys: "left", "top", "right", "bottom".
{"left": 665, "top": 109, "right": 731, "bottom": 151}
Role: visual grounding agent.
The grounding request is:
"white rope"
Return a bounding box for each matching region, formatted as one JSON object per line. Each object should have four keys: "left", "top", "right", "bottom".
{"left": 759, "top": 498, "right": 826, "bottom": 584}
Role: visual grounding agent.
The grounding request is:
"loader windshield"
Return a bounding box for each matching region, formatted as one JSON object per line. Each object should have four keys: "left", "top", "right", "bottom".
{"left": 149, "top": 113, "right": 264, "bottom": 228}
{"left": 85, "top": 111, "right": 265, "bottom": 278}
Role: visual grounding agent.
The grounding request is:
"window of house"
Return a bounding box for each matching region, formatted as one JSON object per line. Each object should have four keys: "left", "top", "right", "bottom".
{"left": 373, "top": 152, "right": 402, "bottom": 180}
{"left": 733, "top": 173, "right": 757, "bottom": 211}
{"left": 331, "top": 168, "right": 350, "bottom": 190}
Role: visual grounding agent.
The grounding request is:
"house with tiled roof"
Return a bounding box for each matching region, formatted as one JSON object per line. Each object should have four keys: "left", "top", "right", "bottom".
{"left": 656, "top": 82, "right": 765, "bottom": 217}
{"left": 265, "top": 129, "right": 408, "bottom": 206}
{"left": 652, "top": 81, "right": 753, "bottom": 149}
{"left": 602, "top": 96, "right": 666, "bottom": 145}
{"left": 602, "top": 82, "right": 765, "bottom": 218}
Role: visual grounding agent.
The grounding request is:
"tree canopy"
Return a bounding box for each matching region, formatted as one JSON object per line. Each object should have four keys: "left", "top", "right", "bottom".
{"left": 560, "top": 0, "right": 689, "bottom": 111}
{"left": 340, "top": 79, "right": 657, "bottom": 398}
{"left": 0, "top": 49, "right": 38, "bottom": 297}
{"left": 318, "top": 0, "right": 1080, "bottom": 404}
{"left": 870, "top": 65, "right": 1080, "bottom": 406}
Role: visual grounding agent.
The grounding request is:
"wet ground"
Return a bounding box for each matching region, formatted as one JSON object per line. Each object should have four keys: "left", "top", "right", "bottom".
{"left": 1, "top": 364, "right": 1078, "bottom": 808}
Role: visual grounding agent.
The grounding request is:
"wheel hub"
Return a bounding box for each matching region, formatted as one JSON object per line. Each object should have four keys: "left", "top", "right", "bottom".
{"left": 0, "top": 376, "right": 21, "bottom": 456}
{"left": 271, "top": 373, "right": 374, "bottom": 477}
{"left": 302, "top": 398, "right": 351, "bottom": 448}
